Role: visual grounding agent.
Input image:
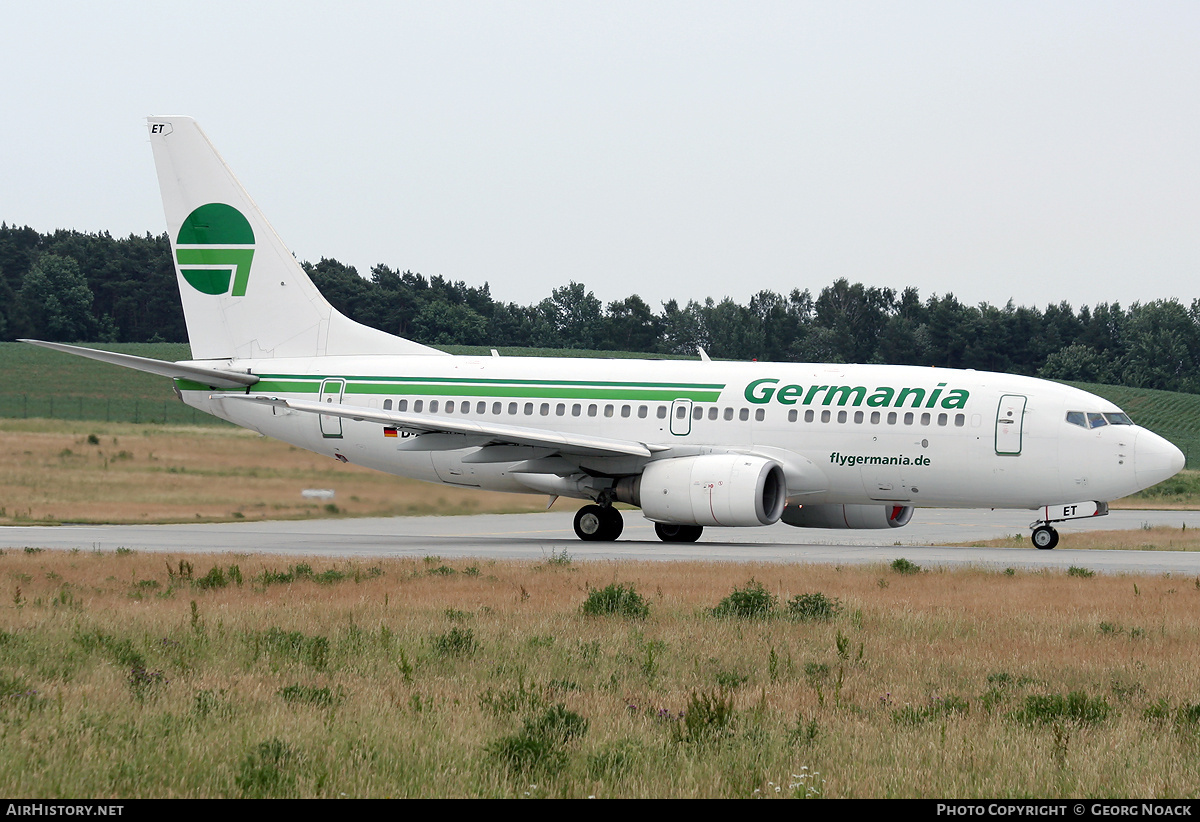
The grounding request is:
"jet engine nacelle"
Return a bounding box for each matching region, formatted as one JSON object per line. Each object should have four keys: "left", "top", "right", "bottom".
{"left": 781, "top": 503, "right": 914, "bottom": 529}
{"left": 616, "top": 454, "right": 787, "bottom": 527}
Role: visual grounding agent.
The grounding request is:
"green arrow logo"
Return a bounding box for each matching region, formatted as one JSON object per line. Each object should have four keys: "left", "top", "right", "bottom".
{"left": 175, "top": 203, "right": 255, "bottom": 296}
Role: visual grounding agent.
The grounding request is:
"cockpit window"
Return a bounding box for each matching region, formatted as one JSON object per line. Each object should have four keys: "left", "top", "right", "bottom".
{"left": 1068, "top": 410, "right": 1133, "bottom": 429}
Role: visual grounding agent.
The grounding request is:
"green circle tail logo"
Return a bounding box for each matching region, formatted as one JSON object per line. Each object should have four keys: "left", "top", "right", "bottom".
{"left": 175, "top": 203, "right": 256, "bottom": 296}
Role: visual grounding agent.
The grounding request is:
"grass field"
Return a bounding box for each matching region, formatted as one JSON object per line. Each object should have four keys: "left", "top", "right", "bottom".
{"left": 3, "top": 549, "right": 1200, "bottom": 798}
{"left": 0, "top": 419, "right": 549, "bottom": 525}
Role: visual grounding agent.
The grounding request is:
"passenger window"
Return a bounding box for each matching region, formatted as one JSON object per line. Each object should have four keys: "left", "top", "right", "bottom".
{"left": 887, "top": 412, "right": 897, "bottom": 425}
{"left": 821, "top": 410, "right": 831, "bottom": 423}
{"left": 588, "top": 404, "right": 598, "bottom": 417}
{"left": 903, "top": 412, "right": 914, "bottom": 425}
{"left": 693, "top": 406, "right": 703, "bottom": 420}
{"left": 920, "top": 412, "right": 930, "bottom": 426}
{"left": 708, "top": 407, "right": 718, "bottom": 420}
{"left": 638, "top": 406, "right": 648, "bottom": 419}
{"left": 383, "top": 399, "right": 392, "bottom": 410}
{"left": 620, "top": 405, "right": 630, "bottom": 418}
{"left": 524, "top": 402, "right": 534, "bottom": 415}
{"left": 556, "top": 403, "right": 566, "bottom": 416}
{"left": 805, "top": 410, "right": 815, "bottom": 423}
{"left": 724, "top": 407, "right": 734, "bottom": 421}
{"left": 854, "top": 411, "right": 864, "bottom": 424}
{"left": 571, "top": 403, "right": 581, "bottom": 417}
{"left": 429, "top": 400, "right": 439, "bottom": 413}
{"left": 507, "top": 402, "right": 517, "bottom": 415}
{"left": 955, "top": 414, "right": 965, "bottom": 427}
{"left": 837, "top": 410, "right": 847, "bottom": 423}
{"left": 657, "top": 406, "right": 667, "bottom": 419}
{"left": 937, "top": 413, "right": 948, "bottom": 426}
{"left": 755, "top": 409, "right": 765, "bottom": 421}
{"left": 604, "top": 404, "right": 614, "bottom": 418}
{"left": 788, "top": 409, "right": 797, "bottom": 422}
{"left": 445, "top": 401, "right": 455, "bottom": 413}
{"left": 539, "top": 403, "right": 549, "bottom": 416}
{"left": 739, "top": 408, "right": 749, "bottom": 421}
{"left": 398, "top": 399, "right": 408, "bottom": 412}
{"left": 870, "top": 411, "right": 880, "bottom": 424}
{"left": 478, "top": 401, "right": 487, "bottom": 414}
{"left": 491, "top": 402, "right": 501, "bottom": 415}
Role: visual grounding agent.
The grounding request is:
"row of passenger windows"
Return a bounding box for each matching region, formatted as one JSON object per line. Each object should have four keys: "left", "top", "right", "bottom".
{"left": 378, "top": 397, "right": 966, "bottom": 428}
{"left": 787, "top": 408, "right": 967, "bottom": 427}
{"left": 383, "top": 398, "right": 666, "bottom": 419}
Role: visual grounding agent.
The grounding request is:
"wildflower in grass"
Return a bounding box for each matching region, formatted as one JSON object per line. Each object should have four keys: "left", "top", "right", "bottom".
{"left": 128, "top": 666, "right": 167, "bottom": 702}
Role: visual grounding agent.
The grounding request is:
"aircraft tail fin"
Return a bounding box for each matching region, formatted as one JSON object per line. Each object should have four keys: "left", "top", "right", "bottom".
{"left": 146, "top": 116, "right": 445, "bottom": 361}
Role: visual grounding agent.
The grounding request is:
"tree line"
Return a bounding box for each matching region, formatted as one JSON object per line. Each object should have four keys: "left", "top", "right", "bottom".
{"left": 3, "top": 223, "right": 1199, "bottom": 393}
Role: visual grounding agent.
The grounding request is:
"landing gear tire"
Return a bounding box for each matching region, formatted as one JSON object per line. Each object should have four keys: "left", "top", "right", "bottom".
{"left": 1031, "top": 525, "right": 1059, "bottom": 550}
{"left": 654, "top": 522, "right": 704, "bottom": 543}
{"left": 573, "top": 505, "right": 623, "bottom": 541}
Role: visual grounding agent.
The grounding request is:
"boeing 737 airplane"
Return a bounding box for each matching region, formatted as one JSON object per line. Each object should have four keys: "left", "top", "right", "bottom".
{"left": 23, "top": 117, "right": 1187, "bottom": 549}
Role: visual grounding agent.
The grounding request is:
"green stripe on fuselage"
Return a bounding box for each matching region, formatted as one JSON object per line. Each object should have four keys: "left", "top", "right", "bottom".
{"left": 233, "top": 375, "right": 724, "bottom": 402}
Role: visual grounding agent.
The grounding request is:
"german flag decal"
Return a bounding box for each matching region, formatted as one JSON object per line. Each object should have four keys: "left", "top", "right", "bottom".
{"left": 383, "top": 427, "right": 398, "bottom": 438}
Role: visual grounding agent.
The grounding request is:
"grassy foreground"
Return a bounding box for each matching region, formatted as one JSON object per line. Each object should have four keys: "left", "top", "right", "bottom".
{"left": 3, "top": 550, "right": 1200, "bottom": 798}
{"left": 0, "top": 419, "right": 548, "bottom": 525}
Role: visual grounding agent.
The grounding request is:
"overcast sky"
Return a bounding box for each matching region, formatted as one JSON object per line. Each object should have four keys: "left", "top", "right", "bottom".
{"left": 4, "top": 1, "right": 1198, "bottom": 313}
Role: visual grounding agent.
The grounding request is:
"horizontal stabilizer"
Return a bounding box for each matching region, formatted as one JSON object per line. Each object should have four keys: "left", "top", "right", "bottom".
{"left": 21, "top": 340, "right": 259, "bottom": 389}
{"left": 215, "top": 394, "right": 658, "bottom": 458}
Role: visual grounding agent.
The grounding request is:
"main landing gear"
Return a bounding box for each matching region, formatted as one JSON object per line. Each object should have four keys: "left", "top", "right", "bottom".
{"left": 570, "top": 504, "right": 706, "bottom": 543}
{"left": 573, "top": 504, "right": 624, "bottom": 541}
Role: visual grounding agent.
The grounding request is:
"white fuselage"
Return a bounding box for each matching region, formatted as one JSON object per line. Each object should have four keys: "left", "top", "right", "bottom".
{"left": 178, "top": 355, "right": 1182, "bottom": 512}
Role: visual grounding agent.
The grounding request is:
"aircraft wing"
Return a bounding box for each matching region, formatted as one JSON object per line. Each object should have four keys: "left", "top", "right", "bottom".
{"left": 215, "top": 394, "right": 665, "bottom": 459}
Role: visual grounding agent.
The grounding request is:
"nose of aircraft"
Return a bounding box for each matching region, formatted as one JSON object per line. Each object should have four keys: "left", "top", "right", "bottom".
{"left": 1135, "top": 429, "right": 1186, "bottom": 490}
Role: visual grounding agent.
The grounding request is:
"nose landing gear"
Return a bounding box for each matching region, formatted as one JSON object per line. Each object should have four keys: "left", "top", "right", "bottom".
{"left": 1031, "top": 525, "right": 1059, "bottom": 550}
{"left": 1028, "top": 501, "right": 1108, "bottom": 550}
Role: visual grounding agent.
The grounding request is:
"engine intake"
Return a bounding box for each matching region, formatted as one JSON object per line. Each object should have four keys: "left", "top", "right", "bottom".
{"left": 615, "top": 454, "right": 786, "bottom": 527}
